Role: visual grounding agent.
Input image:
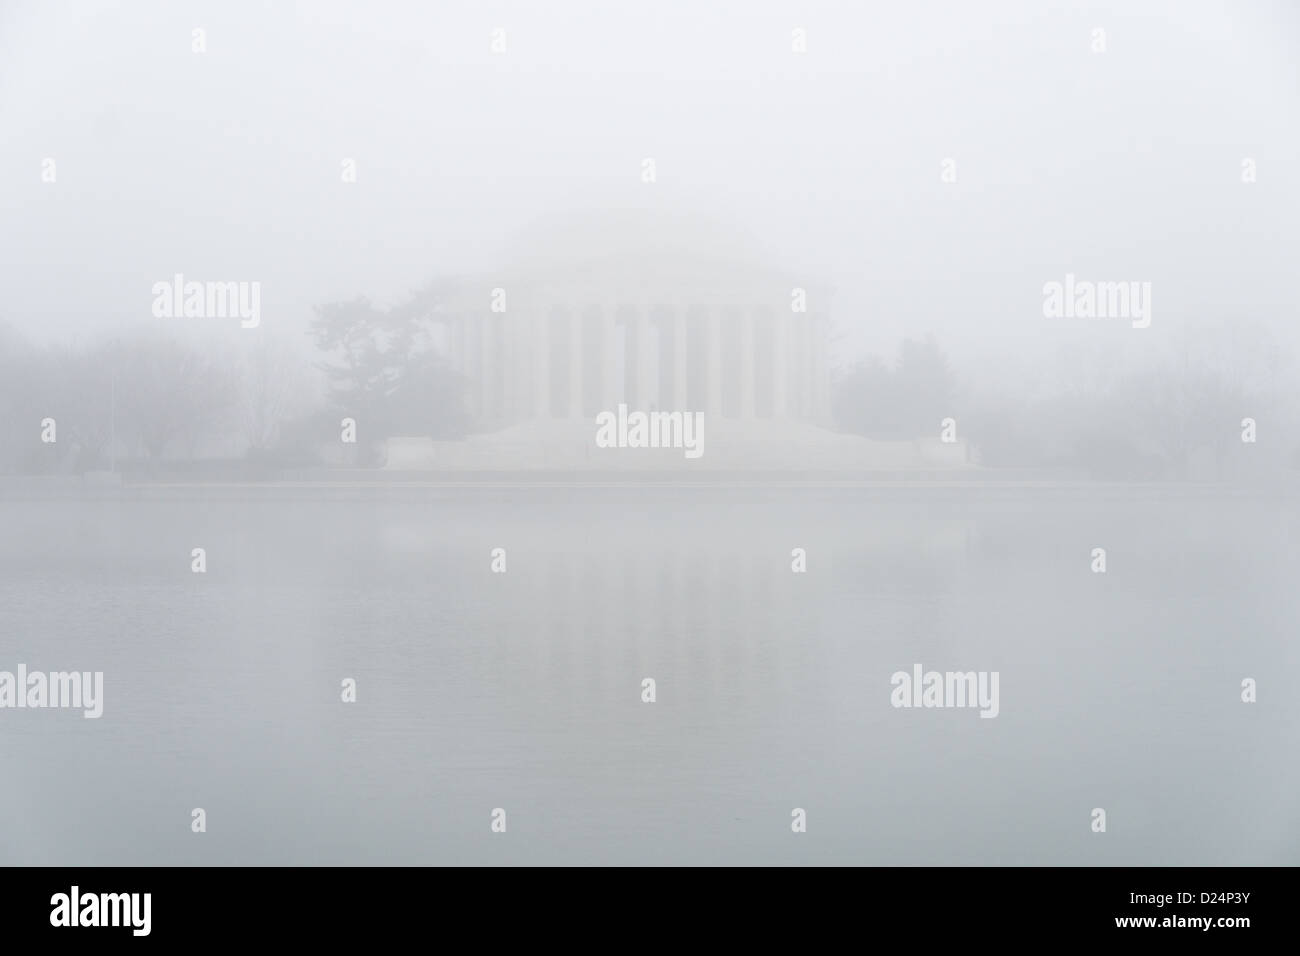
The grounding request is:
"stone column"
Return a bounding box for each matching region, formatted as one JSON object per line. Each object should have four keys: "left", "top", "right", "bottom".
{"left": 601, "top": 308, "right": 619, "bottom": 408}
{"left": 811, "top": 313, "right": 827, "bottom": 423}
{"left": 798, "top": 316, "right": 813, "bottom": 421}
{"left": 783, "top": 314, "right": 799, "bottom": 420}
{"left": 443, "top": 315, "right": 460, "bottom": 419}
{"left": 740, "top": 312, "right": 755, "bottom": 419}
{"left": 807, "top": 318, "right": 818, "bottom": 421}
{"left": 706, "top": 310, "right": 722, "bottom": 418}
{"left": 499, "top": 314, "right": 513, "bottom": 422}
{"left": 670, "top": 311, "right": 686, "bottom": 411}
{"left": 636, "top": 310, "right": 656, "bottom": 410}
{"left": 771, "top": 311, "right": 787, "bottom": 418}
{"left": 478, "top": 312, "right": 491, "bottom": 421}
{"left": 569, "top": 310, "right": 584, "bottom": 419}
{"left": 463, "top": 316, "right": 480, "bottom": 420}
{"left": 534, "top": 313, "right": 550, "bottom": 419}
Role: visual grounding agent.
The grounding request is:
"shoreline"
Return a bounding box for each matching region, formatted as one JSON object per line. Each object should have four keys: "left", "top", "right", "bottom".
{"left": 0, "top": 471, "right": 1295, "bottom": 499}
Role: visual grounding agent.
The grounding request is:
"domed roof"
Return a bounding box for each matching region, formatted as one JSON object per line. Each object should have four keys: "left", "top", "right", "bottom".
{"left": 494, "top": 198, "right": 796, "bottom": 287}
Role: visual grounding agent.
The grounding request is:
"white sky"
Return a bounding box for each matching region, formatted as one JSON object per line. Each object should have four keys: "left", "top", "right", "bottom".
{"left": 1, "top": 0, "right": 1297, "bottom": 383}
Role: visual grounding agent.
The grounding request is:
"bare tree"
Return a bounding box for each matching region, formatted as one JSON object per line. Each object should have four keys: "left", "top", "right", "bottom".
{"left": 114, "top": 332, "right": 235, "bottom": 460}
{"left": 237, "top": 335, "right": 309, "bottom": 454}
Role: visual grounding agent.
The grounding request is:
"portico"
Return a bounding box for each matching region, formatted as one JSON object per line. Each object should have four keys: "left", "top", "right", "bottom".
{"left": 442, "top": 303, "right": 831, "bottom": 428}
{"left": 384, "top": 205, "right": 968, "bottom": 473}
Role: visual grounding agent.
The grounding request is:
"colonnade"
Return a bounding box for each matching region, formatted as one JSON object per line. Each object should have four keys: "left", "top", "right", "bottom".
{"left": 445, "top": 306, "right": 830, "bottom": 426}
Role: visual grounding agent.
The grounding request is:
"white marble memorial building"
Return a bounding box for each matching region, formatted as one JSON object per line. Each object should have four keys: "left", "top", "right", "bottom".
{"left": 386, "top": 207, "right": 967, "bottom": 472}
{"left": 443, "top": 291, "right": 831, "bottom": 429}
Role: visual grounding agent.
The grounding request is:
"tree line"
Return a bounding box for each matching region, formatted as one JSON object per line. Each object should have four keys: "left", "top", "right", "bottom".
{"left": 833, "top": 323, "right": 1299, "bottom": 479}
{"left": 2, "top": 294, "right": 1294, "bottom": 480}
{"left": 0, "top": 283, "right": 467, "bottom": 475}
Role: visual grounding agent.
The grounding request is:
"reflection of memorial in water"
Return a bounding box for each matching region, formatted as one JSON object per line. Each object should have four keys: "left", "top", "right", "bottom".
{"left": 516, "top": 548, "right": 816, "bottom": 708}
{"left": 462, "top": 494, "right": 978, "bottom": 725}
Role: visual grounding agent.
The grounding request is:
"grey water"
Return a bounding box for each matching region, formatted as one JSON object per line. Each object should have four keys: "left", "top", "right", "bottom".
{"left": 2, "top": 487, "right": 1297, "bottom": 865}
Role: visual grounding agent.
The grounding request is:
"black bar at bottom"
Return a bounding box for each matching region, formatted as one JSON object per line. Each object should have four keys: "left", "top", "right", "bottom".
{"left": 0, "top": 866, "right": 1277, "bottom": 942}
